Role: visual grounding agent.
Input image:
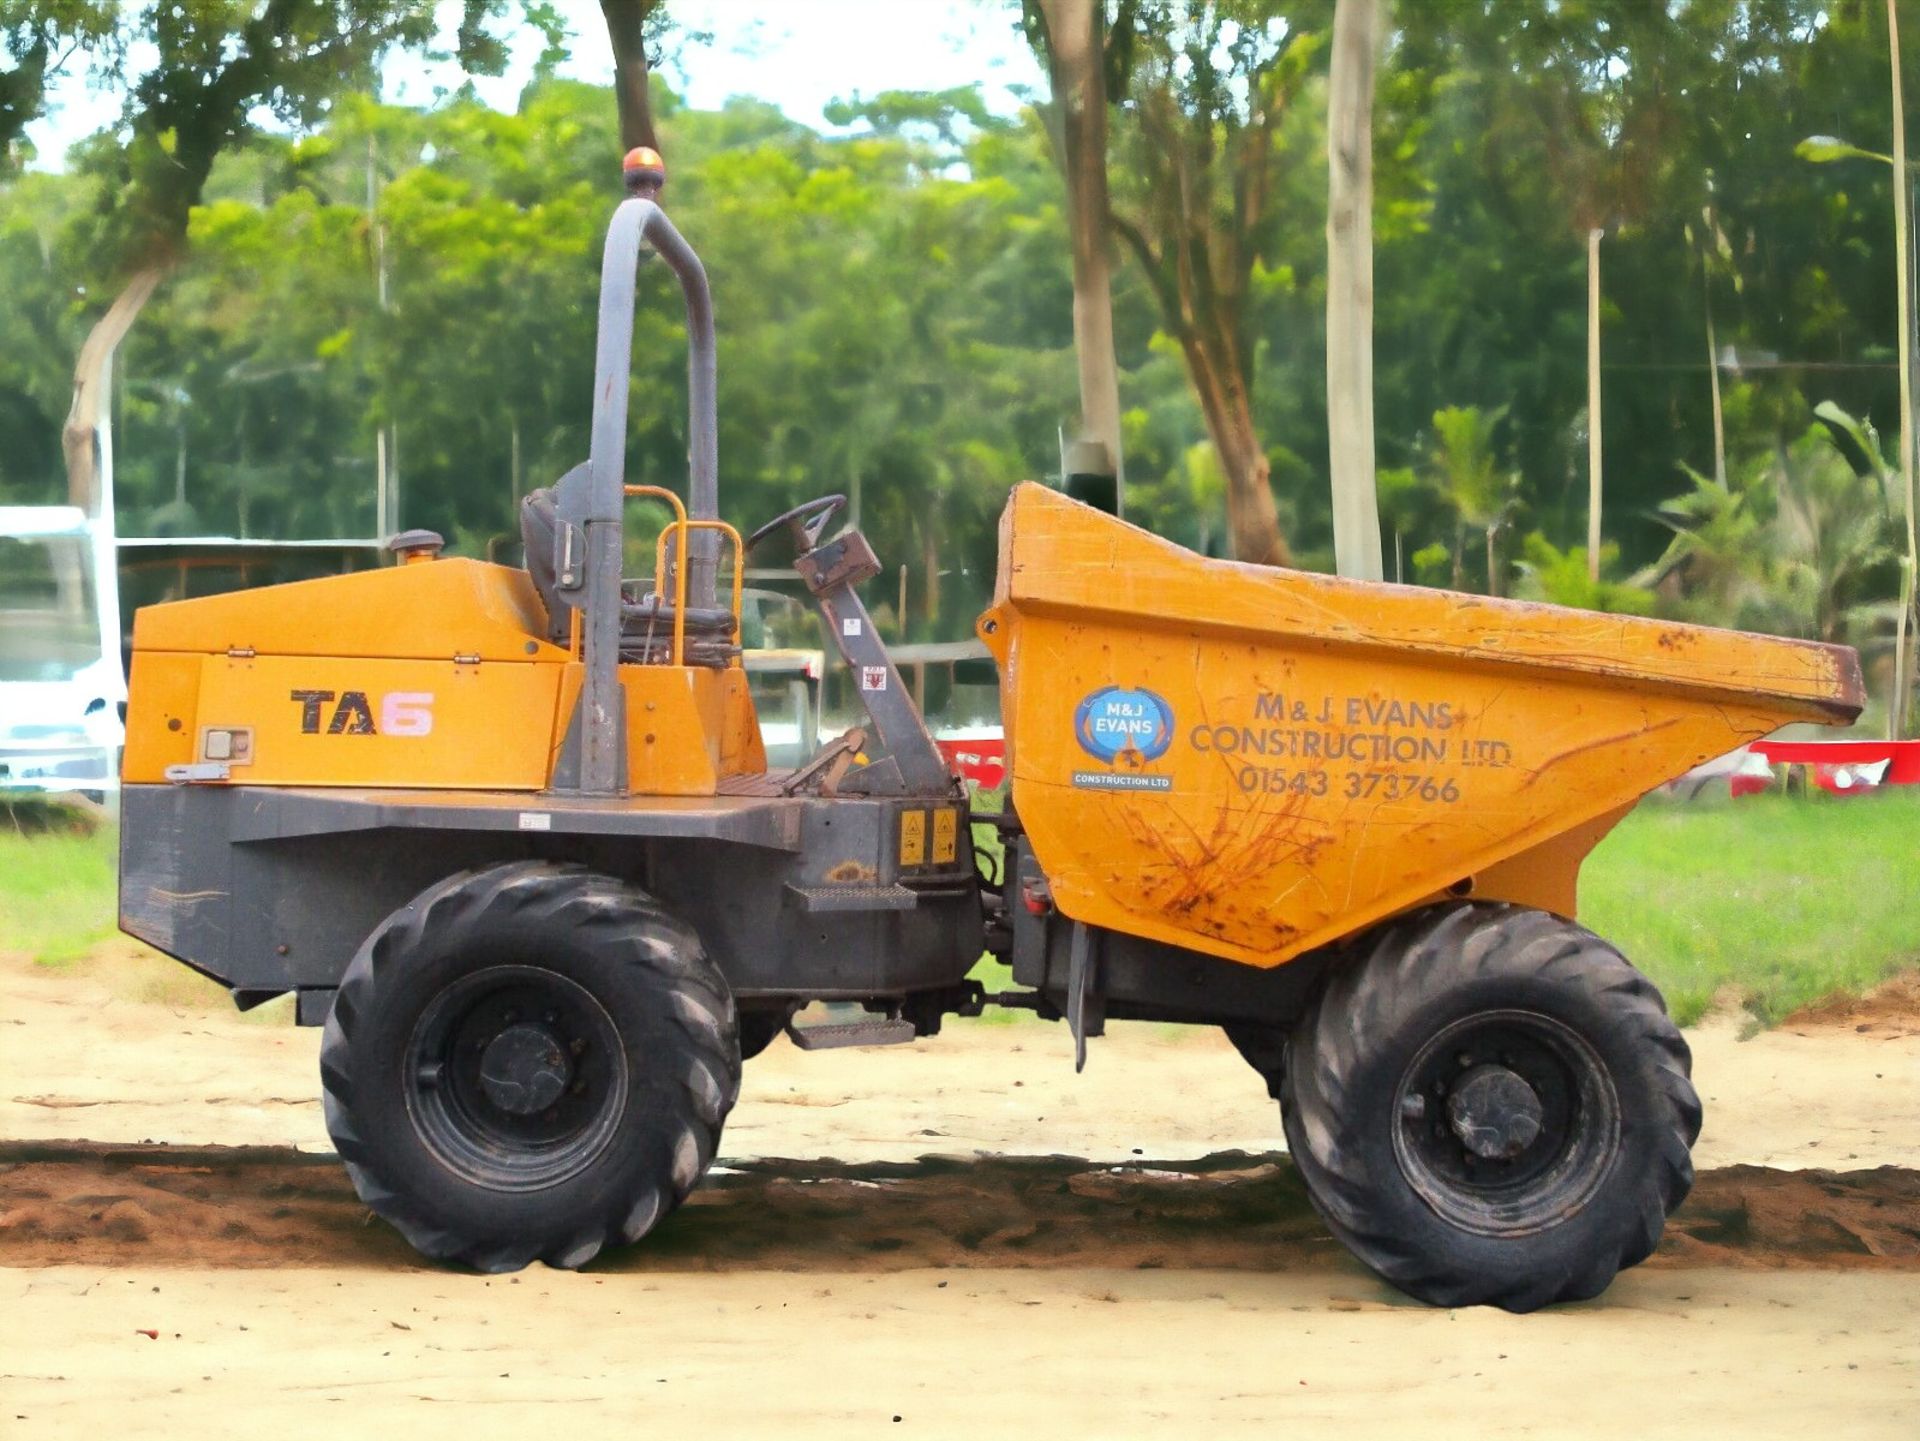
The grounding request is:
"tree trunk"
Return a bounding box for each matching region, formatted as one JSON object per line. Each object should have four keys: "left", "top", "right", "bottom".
{"left": 921, "top": 520, "right": 940, "bottom": 630}
{"left": 1038, "top": 0, "right": 1124, "bottom": 504}
{"left": 63, "top": 266, "right": 168, "bottom": 515}
{"left": 1704, "top": 276, "right": 1726, "bottom": 489}
{"left": 1586, "top": 225, "right": 1604, "bottom": 581}
{"left": 1110, "top": 201, "right": 1289, "bottom": 567}
{"left": 1178, "top": 326, "right": 1289, "bottom": 567}
{"left": 600, "top": 0, "right": 660, "bottom": 155}
{"left": 1485, "top": 524, "right": 1499, "bottom": 598}
{"left": 1326, "top": 0, "right": 1384, "bottom": 581}
{"left": 1889, "top": 0, "right": 1916, "bottom": 737}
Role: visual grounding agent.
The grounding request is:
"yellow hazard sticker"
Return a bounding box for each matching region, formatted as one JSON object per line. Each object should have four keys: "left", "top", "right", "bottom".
{"left": 899, "top": 809, "right": 927, "bottom": 867}
{"left": 932, "top": 808, "right": 957, "bottom": 865}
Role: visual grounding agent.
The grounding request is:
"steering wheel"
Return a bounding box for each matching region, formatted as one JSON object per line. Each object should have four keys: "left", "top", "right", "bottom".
{"left": 745, "top": 493, "right": 848, "bottom": 559}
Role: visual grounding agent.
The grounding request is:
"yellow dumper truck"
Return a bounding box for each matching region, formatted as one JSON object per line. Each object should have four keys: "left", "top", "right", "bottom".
{"left": 117, "top": 158, "right": 1863, "bottom": 1310}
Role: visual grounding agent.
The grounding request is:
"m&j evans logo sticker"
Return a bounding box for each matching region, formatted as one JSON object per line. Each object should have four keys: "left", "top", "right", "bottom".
{"left": 1071, "top": 686, "right": 1174, "bottom": 791}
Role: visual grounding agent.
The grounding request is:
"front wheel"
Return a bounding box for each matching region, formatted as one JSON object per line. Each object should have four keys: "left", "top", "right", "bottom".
{"left": 1282, "top": 902, "right": 1700, "bottom": 1312}
{"left": 320, "top": 861, "right": 740, "bottom": 1272}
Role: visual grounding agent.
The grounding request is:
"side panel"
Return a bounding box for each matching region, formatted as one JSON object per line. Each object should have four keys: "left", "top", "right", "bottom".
{"left": 125, "top": 655, "right": 563, "bottom": 789}
{"left": 649, "top": 798, "right": 979, "bottom": 999}
{"left": 621, "top": 665, "right": 768, "bottom": 795}
{"left": 130, "top": 557, "right": 560, "bottom": 664}
{"left": 120, "top": 787, "right": 546, "bottom": 991}
{"left": 992, "top": 613, "right": 1790, "bottom": 970}
{"left": 119, "top": 786, "right": 981, "bottom": 1009}
{"left": 121, "top": 650, "right": 201, "bottom": 778}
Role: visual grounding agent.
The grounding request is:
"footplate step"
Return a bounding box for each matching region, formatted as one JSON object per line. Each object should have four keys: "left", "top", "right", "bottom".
{"left": 785, "top": 1017, "right": 917, "bottom": 1050}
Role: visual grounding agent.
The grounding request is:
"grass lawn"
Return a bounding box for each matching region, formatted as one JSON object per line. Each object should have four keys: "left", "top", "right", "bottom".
{"left": 1581, "top": 789, "right": 1920, "bottom": 1026}
{"left": 2, "top": 792, "right": 1915, "bottom": 1029}
{"left": 0, "top": 816, "right": 119, "bottom": 964}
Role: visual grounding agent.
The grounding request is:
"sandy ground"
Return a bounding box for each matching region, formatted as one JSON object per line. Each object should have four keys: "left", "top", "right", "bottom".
{"left": 4, "top": 1266, "right": 1915, "bottom": 1440}
{"left": 3, "top": 939, "right": 1916, "bottom": 1171}
{"left": 2, "top": 942, "right": 1918, "bottom": 1437}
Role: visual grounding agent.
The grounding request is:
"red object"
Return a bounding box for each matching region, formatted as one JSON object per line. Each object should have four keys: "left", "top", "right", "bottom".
{"left": 1750, "top": 738, "right": 1920, "bottom": 793}
{"left": 936, "top": 735, "right": 1006, "bottom": 790}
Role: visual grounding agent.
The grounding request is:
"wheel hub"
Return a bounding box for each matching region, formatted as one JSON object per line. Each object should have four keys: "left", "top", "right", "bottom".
{"left": 478, "top": 1022, "right": 572, "bottom": 1116}
{"left": 1446, "top": 1064, "right": 1544, "bottom": 1159}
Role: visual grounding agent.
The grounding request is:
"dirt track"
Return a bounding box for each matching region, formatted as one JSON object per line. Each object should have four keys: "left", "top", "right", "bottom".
{"left": 2, "top": 945, "right": 1918, "bottom": 1436}
{"left": 3, "top": 1140, "right": 1917, "bottom": 1274}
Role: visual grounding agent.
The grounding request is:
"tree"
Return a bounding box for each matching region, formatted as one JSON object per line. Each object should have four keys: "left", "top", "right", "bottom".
{"left": 34, "top": 1, "right": 514, "bottom": 517}
{"left": 1426, "top": 403, "right": 1517, "bottom": 595}
{"left": 0, "top": 2, "right": 117, "bottom": 167}
{"left": 1640, "top": 462, "right": 1773, "bottom": 625}
{"left": 1105, "top": 3, "right": 1328, "bottom": 566}
{"left": 1778, "top": 409, "right": 1899, "bottom": 647}
{"left": 1325, "top": 0, "right": 1383, "bottom": 579}
{"left": 1683, "top": 198, "right": 1736, "bottom": 490}
{"left": 1648, "top": 406, "right": 1899, "bottom": 657}
{"left": 1025, "top": 0, "right": 1125, "bottom": 501}
{"left": 600, "top": 0, "right": 663, "bottom": 154}
{"left": 1512, "top": 534, "right": 1654, "bottom": 615}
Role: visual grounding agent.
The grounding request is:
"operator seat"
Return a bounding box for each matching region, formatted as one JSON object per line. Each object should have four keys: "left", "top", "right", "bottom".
{"left": 518, "top": 480, "right": 738, "bottom": 667}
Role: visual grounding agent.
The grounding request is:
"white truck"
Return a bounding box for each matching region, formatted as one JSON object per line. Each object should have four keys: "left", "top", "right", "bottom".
{"left": 0, "top": 504, "right": 124, "bottom": 800}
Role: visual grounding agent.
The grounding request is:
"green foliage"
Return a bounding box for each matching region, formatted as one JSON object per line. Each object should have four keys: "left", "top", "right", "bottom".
{"left": 1648, "top": 409, "right": 1899, "bottom": 649}
{"left": 0, "top": 77, "right": 1094, "bottom": 633}
{"left": 0, "top": 1, "right": 1914, "bottom": 658}
{"left": 1775, "top": 413, "right": 1900, "bottom": 644}
{"left": 1511, "top": 532, "right": 1655, "bottom": 615}
{"left": 1642, "top": 461, "right": 1775, "bottom": 626}
{"left": 0, "top": 0, "right": 117, "bottom": 168}
{"left": 1427, "top": 404, "right": 1511, "bottom": 527}
{"left": 47, "top": 2, "right": 522, "bottom": 279}
{"left": 1409, "top": 539, "right": 1451, "bottom": 588}
{"left": 1423, "top": 402, "right": 1520, "bottom": 591}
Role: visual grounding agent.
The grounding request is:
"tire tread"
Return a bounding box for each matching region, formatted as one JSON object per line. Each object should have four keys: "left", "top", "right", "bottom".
{"left": 1281, "top": 901, "right": 1699, "bottom": 1311}
{"left": 320, "top": 861, "right": 739, "bottom": 1272}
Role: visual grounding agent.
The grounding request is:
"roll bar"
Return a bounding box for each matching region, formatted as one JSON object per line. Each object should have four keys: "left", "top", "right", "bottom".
{"left": 565, "top": 189, "right": 720, "bottom": 795}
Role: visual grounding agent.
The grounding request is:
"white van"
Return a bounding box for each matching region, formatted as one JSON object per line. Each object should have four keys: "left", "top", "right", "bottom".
{"left": 0, "top": 505, "right": 124, "bottom": 799}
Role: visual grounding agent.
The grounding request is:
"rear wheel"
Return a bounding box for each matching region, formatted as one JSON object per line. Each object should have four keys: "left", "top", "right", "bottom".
{"left": 320, "top": 861, "right": 739, "bottom": 1272}
{"left": 1281, "top": 902, "right": 1699, "bottom": 1312}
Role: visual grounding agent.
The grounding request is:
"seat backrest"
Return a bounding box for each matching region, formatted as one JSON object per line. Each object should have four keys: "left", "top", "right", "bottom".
{"left": 518, "top": 487, "right": 568, "bottom": 641}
